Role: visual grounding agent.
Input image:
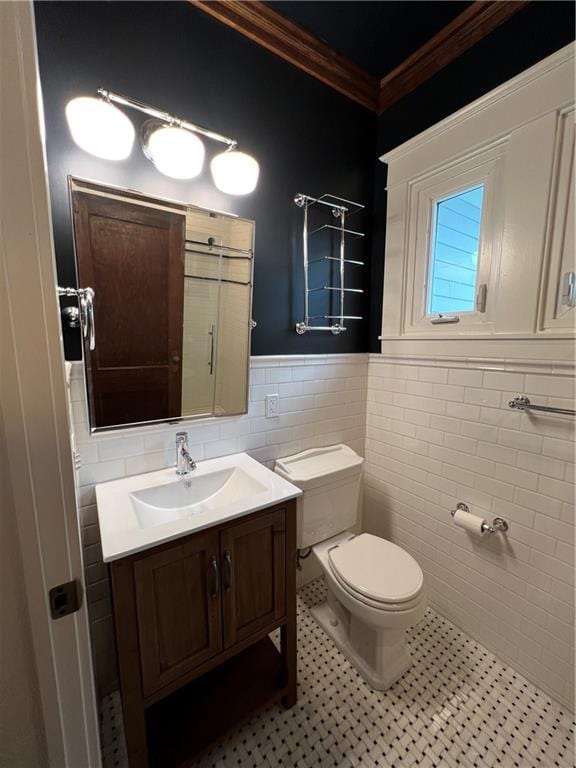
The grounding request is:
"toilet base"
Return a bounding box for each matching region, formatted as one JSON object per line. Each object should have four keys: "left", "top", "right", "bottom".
{"left": 311, "top": 601, "right": 412, "bottom": 690}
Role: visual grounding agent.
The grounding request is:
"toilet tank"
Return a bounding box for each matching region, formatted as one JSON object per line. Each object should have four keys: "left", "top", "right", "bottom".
{"left": 274, "top": 444, "right": 363, "bottom": 549}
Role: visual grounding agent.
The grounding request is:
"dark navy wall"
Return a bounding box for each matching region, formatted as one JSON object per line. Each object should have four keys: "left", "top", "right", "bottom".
{"left": 369, "top": 2, "right": 576, "bottom": 350}
{"left": 33, "top": 1, "right": 575, "bottom": 359}
{"left": 34, "top": 1, "right": 375, "bottom": 360}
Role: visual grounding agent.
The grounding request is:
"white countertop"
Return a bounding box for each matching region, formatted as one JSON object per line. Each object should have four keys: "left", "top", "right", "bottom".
{"left": 95, "top": 452, "right": 302, "bottom": 562}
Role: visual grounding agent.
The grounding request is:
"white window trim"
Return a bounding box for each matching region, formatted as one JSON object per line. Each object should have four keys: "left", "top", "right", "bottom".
{"left": 405, "top": 145, "right": 504, "bottom": 335}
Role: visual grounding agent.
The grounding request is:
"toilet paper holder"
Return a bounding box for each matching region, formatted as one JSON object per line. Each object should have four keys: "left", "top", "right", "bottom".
{"left": 451, "top": 502, "right": 509, "bottom": 533}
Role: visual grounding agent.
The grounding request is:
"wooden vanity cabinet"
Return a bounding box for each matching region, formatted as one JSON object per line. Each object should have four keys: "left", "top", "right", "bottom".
{"left": 220, "top": 507, "right": 286, "bottom": 648}
{"left": 134, "top": 528, "right": 223, "bottom": 698}
{"left": 110, "top": 500, "right": 297, "bottom": 768}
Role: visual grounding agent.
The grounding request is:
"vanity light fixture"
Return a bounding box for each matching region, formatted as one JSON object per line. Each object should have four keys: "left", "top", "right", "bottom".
{"left": 65, "top": 88, "right": 260, "bottom": 194}
{"left": 142, "top": 121, "right": 205, "bottom": 179}
{"left": 65, "top": 96, "right": 135, "bottom": 160}
{"left": 211, "top": 148, "right": 260, "bottom": 196}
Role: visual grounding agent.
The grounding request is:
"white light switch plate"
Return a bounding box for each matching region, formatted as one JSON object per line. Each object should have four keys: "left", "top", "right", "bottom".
{"left": 265, "top": 394, "right": 280, "bottom": 418}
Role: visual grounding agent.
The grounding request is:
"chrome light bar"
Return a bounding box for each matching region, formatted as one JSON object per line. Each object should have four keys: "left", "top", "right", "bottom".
{"left": 97, "top": 89, "right": 237, "bottom": 148}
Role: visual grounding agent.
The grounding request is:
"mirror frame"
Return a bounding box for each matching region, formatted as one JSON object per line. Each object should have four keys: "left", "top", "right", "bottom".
{"left": 67, "top": 176, "right": 255, "bottom": 434}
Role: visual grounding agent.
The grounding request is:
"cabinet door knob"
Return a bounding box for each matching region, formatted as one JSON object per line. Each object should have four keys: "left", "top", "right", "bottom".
{"left": 223, "top": 550, "right": 232, "bottom": 590}
{"left": 209, "top": 555, "right": 219, "bottom": 597}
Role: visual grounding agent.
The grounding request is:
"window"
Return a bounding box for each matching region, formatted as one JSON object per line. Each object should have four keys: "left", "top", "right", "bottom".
{"left": 427, "top": 185, "right": 484, "bottom": 315}
{"left": 393, "top": 143, "right": 501, "bottom": 336}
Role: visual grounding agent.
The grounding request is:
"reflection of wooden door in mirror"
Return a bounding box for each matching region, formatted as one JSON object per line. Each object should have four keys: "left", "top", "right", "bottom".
{"left": 72, "top": 192, "right": 185, "bottom": 427}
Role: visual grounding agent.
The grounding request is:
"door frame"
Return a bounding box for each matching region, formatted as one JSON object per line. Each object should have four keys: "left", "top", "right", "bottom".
{"left": 0, "top": 3, "right": 100, "bottom": 766}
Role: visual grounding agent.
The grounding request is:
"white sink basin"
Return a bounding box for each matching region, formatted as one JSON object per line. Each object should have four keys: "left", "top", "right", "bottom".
{"left": 95, "top": 452, "right": 301, "bottom": 562}
{"left": 130, "top": 467, "right": 268, "bottom": 528}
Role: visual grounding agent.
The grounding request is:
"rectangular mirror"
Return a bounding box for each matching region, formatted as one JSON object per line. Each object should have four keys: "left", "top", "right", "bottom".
{"left": 69, "top": 178, "right": 254, "bottom": 432}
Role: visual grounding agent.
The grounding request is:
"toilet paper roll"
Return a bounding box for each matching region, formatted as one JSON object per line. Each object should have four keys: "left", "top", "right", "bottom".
{"left": 453, "top": 508, "right": 486, "bottom": 534}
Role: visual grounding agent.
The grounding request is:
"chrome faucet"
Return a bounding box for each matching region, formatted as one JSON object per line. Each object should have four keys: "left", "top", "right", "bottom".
{"left": 176, "top": 432, "right": 197, "bottom": 476}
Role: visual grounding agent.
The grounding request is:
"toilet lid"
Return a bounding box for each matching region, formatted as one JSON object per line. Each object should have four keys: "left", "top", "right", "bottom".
{"left": 328, "top": 533, "right": 423, "bottom": 604}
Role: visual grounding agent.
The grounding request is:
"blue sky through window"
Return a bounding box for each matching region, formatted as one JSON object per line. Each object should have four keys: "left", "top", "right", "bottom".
{"left": 428, "top": 185, "right": 484, "bottom": 315}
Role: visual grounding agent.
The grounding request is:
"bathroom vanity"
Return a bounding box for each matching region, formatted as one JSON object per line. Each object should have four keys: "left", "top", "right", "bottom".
{"left": 96, "top": 453, "right": 301, "bottom": 768}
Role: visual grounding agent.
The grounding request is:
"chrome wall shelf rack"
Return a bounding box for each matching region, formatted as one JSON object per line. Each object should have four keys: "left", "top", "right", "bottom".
{"left": 294, "top": 193, "right": 365, "bottom": 335}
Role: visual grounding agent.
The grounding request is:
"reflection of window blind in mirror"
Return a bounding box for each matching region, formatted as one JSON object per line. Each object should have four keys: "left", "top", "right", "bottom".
{"left": 181, "top": 278, "right": 219, "bottom": 417}
{"left": 185, "top": 210, "right": 253, "bottom": 252}
{"left": 184, "top": 249, "right": 252, "bottom": 284}
{"left": 228, "top": 218, "right": 253, "bottom": 252}
{"left": 184, "top": 207, "right": 253, "bottom": 418}
{"left": 221, "top": 258, "right": 251, "bottom": 284}
{"left": 185, "top": 250, "right": 221, "bottom": 280}
{"left": 186, "top": 209, "right": 228, "bottom": 247}
{"left": 214, "top": 282, "right": 251, "bottom": 416}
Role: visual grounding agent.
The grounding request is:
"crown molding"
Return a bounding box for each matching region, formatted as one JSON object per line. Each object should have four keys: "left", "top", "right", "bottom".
{"left": 378, "top": 1, "right": 529, "bottom": 114}
{"left": 190, "top": 1, "right": 536, "bottom": 118}
{"left": 189, "top": 0, "right": 379, "bottom": 112}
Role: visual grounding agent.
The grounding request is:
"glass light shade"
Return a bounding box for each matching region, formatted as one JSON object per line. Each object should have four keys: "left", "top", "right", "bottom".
{"left": 144, "top": 126, "right": 205, "bottom": 179}
{"left": 211, "top": 150, "right": 260, "bottom": 195}
{"left": 65, "top": 97, "right": 135, "bottom": 160}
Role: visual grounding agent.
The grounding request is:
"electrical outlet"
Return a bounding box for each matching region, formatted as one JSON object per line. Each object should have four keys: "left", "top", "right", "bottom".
{"left": 265, "top": 394, "right": 280, "bottom": 418}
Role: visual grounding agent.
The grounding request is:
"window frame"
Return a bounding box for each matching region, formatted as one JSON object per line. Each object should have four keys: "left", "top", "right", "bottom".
{"left": 403, "top": 145, "right": 504, "bottom": 336}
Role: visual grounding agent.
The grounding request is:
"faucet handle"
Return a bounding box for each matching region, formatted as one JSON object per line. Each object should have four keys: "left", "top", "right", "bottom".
{"left": 176, "top": 431, "right": 187, "bottom": 444}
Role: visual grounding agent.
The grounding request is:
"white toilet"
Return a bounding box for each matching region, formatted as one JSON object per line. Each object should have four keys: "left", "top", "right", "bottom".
{"left": 275, "top": 444, "right": 426, "bottom": 690}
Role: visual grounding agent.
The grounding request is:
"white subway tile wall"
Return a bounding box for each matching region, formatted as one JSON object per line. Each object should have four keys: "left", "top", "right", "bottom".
{"left": 364, "top": 354, "right": 575, "bottom": 710}
{"left": 68, "top": 355, "right": 368, "bottom": 697}
{"left": 69, "top": 351, "right": 575, "bottom": 712}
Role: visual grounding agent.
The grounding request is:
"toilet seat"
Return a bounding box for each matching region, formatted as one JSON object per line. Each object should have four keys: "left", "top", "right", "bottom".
{"left": 328, "top": 533, "right": 424, "bottom": 611}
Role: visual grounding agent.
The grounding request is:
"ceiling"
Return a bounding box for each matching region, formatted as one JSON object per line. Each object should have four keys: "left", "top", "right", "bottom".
{"left": 267, "top": 1, "right": 472, "bottom": 78}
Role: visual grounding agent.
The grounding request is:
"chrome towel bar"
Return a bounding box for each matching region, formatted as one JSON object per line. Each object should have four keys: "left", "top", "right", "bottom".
{"left": 508, "top": 395, "right": 575, "bottom": 417}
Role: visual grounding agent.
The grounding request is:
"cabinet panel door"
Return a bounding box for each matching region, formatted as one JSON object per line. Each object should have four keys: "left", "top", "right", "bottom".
{"left": 221, "top": 509, "right": 286, "bottom": 648}
{"left": 542, "top": 109, "right": 576, "bottom": 331}
{"left": 134, "top": 530, "right": 222, "bottom": 697}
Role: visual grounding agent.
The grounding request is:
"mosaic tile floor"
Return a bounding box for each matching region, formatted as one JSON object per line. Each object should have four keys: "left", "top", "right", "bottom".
{"left": 101, "top": 579, "right": 575, "bottom": 768}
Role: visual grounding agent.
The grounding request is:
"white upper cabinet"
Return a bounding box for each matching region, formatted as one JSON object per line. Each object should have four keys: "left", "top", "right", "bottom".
{"left": 494, "top": 110, "right": 559, "bottom": 336}
{"left": 380, "top": 44, "right": 575, "bottom": 358}
{"left": 540, "top": 108, "right": 576, "bottom": 333}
